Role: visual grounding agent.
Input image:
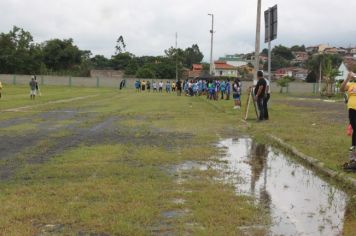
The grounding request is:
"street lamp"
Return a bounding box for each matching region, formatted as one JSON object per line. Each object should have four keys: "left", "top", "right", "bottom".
{"left": 254, "top": 0, "right": 262, "bottom": 81}
{"left": 208, "top": 13, "right": 214, "bottom": 76}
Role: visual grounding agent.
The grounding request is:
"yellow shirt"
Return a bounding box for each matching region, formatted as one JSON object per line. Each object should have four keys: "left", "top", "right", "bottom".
{"left": 347, "top": 82, "right": 356, "bottom": 110}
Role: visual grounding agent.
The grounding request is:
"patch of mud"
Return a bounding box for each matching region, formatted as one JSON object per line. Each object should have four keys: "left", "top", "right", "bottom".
{"left": 0, "top": 111, "right": 193, "bottom": 180}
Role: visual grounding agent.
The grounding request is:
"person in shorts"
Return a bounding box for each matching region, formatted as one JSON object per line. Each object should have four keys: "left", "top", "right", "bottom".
{"left": 29, "top": 77, "right": 37, "bottom": 100}
{"left": 233, "top": 79, "right": 241, "bottom": 109}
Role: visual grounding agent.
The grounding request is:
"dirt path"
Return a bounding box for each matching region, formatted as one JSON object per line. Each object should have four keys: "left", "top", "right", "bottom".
{"left": 2, "top": 95, "right": 99, "bottom": 112}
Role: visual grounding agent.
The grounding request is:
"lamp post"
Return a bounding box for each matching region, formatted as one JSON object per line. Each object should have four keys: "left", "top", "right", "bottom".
{"left": 208, "top": 13, "right": 214, "bottom": 76}
{"left": 254, "top": 0, "right": 262, "bottom": 81}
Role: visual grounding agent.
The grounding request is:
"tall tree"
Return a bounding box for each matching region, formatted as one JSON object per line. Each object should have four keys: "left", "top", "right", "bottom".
{"left": 42, "top": 38, "right": 82, "bottom": 71}
{"left": 0, "top": 26, "right": 42, "bottom": 74}
{"left": 115, "top": 35, "right": 126, "bottom": 54}
{"left": 184, "top": 44, "right": 204, "bottom": 68}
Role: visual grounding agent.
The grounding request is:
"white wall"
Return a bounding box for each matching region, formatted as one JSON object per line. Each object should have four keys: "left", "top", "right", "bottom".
{"left": 335, "top": 63, "right": 349, "bottom": 81}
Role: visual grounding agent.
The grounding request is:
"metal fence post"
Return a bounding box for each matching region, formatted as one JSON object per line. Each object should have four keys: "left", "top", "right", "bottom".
{"left": 69, "top": 77, "right": 72, "bottom": 87}
{"left": 13, "top": 75, "right": 16, "bottom": 85}
{"left": 41, "top": 76, "right": 44, "bottom": 86}
{"left": 96, "top": 77, "right": 100, "bottom": 88}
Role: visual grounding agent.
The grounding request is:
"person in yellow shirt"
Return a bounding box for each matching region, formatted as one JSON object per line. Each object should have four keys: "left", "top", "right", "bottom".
{"left": 341, "top": 72, "right": 356, "bottom": 152}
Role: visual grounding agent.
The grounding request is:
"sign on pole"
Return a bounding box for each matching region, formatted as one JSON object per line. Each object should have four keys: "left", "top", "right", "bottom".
{"left": 264, "top": 5, "right": 278, "bottom": 43}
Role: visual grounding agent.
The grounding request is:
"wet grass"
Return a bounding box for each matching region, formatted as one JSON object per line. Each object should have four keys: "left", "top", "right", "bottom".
{"left": 0, "top": 87, "right": 268, "bottom": 235}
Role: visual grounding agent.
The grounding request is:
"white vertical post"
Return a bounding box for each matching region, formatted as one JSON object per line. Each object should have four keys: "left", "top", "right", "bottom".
{"left": 254, "top": 0, "right": 262, "bottom": 81}
{"left": 175, "top": 32, "right": 178, "bottom": 81}
{"left": 208, "top": 14, "right": 214, "bottom": 76}
{"left": 268, "top": 8, "right": 272, "bottom": 82}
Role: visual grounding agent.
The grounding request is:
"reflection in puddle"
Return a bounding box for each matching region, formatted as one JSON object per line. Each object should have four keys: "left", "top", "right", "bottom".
{"left": 218, "top": 138, "right": 348, "bottom": 236}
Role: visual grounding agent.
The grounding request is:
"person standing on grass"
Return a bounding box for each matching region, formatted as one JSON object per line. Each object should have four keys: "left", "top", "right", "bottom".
{"left": 141, "top": 80, "right": 146, "bottom": 91}
{"left": 153, "top": 81, "right": 158, "bottom": 92}
{"left": 264, "top": 77, "right": 271, "bottom": 120}
{"left": 146, "top": 80, "right": 151, "bottom": 92}
{"left": 254, "top": 71, "right": 267, "bottom": 121}
{"left": 0, "top": 80, "right": 3, "bottom": 99}
{"left": 171, "top": 81, "right": 176, "bottom": 92}
{"left": 220, "top": 80, "right": 226, "bottom": 99}
{"left": 176, "top": 79, "right": 182, "bottom": 96}
{"left": 166, "top": 81, "right": 171, "bottom": 93}
{"left": 29, "top": 77, "right": 37, "bottom": 100}
{"left": 233, "top": 79, "right": 241, "bottom": 109}
{"left": 159, "top": 81, "right": 163, "bottom": 93}
{"left": 341, "top": 72, "right": 356, "bottom": 152}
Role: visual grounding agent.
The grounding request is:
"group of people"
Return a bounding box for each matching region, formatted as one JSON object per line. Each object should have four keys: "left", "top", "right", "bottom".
{"left": 134, "top": 79, "right": 242, "bottom": 104}
{"left": 135, "top": 80, "right": 182, "bottom": 94}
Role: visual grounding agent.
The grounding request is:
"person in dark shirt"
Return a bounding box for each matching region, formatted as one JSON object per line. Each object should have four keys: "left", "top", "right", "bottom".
{"left": 29, "top": 77, "right": 37, "bottom": 100}
{"left": 176, "top": 79, "right": 182, "bottom": 96}
{"left": 254, "top": 71, "right": 267, "bottom": 121}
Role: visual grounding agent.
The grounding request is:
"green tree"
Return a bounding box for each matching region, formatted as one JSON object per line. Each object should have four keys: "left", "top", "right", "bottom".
{"left": 322, "top": 58, "right": 340, "bottom": 95}
{"left": 111, "top": 52, "right": 134, "bottom": 70}
{"left": 184, "top": 44, "right": 204, "bottom": 68}
{"left": 115, "top": 35, "right": 126, "bottom": 54}
{"left": 125, "top": 60, "right": 139, "bottom": 75}
{"left": 91, "top": 55, "right": 111, "bottom": 69}
{"left": 0, "top": 26, "right": 42, "bottom": 74}
{"left": 276, "top": 76, "right": 293, "bottom": 93}
{"left": 290, "top": 45, "right": 306, "bottom": 52}
{"left": 272, "top": 45, "right": 294, "bottom": 60}
{"left": 42, "top": 38, "right": 82, "bottom": 71}
{"left": 136, "top": 67, "right": 155, "bottom": 78}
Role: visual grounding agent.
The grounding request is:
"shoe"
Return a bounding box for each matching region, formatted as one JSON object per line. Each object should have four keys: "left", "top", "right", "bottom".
{"left": 349, "top": 146, "right": 355, "bottom": 152}
{"left": 343, "top": 160, "right": 356, "bottom": 172}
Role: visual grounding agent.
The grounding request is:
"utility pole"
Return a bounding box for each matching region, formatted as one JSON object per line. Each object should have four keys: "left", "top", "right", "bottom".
{"left": 175, "top": 32, "right": 178, "bottom": 81}
{"left": 267, "top": 9, "right": 272, "bottom": 83}
{"left": 208, "top": 13, "right": 214, "bottom": 76}
{"left": 254, "top": 0, "right": 262, "bottom": 81}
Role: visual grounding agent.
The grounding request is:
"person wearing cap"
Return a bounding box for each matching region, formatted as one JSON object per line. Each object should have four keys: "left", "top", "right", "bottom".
{"left": 254, "top": 71, "right": 267, "bottom": 121}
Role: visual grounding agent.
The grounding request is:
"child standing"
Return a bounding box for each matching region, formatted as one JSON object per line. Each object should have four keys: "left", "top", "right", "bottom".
{"left": 233, "top": 79, "right": 241, "bottom": 109}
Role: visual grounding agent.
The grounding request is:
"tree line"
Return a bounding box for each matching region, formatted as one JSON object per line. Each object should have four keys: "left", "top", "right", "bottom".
{"left": 0, "top": 26, "right": 204, "bottom": 78}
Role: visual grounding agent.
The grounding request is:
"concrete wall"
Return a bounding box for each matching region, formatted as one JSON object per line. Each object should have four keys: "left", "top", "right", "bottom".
{"left": 0, "top": 74, "right": 320, "bottom": 94}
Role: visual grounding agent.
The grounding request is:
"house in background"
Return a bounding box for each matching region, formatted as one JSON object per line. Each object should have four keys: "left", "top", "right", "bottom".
{"left": 214, "top": 61, "right": 239, "bottom": 77}
{"left": 188, "top": 64, "right": 203, "bottom": 79}
{"left": 306, "top": 44, "right": 329, "bottom": 54}
{"left": 292, "top": 51, "right": 309, "bottom": 64}
{"left": 218, "top": 54, "right": 248, "bottom": 67}
{"left": 274, "top": 67, "right": 308, "bottom": 81}
{"left": 335, "top": 60, "right": 356, "bottom": 81}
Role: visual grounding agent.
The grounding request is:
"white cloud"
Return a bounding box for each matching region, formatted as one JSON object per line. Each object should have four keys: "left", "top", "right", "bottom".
{"left": 0, "top": 0, "right": 355, "bottom": 60}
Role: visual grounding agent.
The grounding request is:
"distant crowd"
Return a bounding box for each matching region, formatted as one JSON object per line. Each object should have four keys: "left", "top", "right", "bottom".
{"left": 134, "top": 78, "right": 243, "bottom": 108}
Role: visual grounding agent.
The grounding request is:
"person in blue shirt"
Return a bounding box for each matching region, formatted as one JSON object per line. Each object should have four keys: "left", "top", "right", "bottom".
{"left": 220, "top": 80, "right": 226, "bottom": 99}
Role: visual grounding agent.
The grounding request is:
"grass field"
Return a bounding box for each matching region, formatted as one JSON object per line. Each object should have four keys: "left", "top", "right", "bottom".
{"left": 0, "top": 84, "right": 355, "bottom": 235}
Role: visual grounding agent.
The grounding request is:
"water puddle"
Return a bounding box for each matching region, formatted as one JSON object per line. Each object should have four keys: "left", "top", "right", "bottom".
{"left": 218, "top": 138, "right": 349, "bottom": 236}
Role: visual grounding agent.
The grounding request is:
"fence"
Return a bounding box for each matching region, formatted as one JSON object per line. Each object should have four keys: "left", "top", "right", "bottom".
{"left": 0, "top": 74, "right": 323, "bottom": 94}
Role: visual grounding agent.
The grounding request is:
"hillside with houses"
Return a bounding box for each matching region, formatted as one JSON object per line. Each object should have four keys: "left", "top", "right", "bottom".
{"left": 185, "top": 44, "right": 356, "bottom": 83}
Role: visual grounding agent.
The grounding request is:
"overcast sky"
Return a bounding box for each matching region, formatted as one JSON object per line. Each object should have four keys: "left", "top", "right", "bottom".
{"left": 1, "top": 0, "right": 355, "bottom": 61}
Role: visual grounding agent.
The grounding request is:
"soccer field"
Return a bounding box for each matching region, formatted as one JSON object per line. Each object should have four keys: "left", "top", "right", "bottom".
{"left": 0, "top": 85, "right": 267, "bottom": 235}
